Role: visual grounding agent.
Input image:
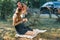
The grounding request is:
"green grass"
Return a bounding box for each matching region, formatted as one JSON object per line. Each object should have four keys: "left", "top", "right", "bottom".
{"left": 0, "top": 18, "right": 60, "bottom": 40}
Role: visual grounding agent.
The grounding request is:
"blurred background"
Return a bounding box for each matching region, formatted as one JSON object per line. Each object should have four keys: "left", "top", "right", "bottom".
{"left": 0, "top": 0, "right": 60, "bottom": 40}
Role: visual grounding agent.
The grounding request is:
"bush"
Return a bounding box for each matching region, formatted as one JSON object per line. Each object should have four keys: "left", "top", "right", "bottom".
{"left": 0, "top": 0, "right": 15, "bottom": 20}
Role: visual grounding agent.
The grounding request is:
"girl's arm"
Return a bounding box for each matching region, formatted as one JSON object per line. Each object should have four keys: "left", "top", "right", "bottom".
{"left": 12, "top": 15, "right": 28, "bottom": 26}
{"left": 12, "top": 15, "right": 22, "bottom": 26}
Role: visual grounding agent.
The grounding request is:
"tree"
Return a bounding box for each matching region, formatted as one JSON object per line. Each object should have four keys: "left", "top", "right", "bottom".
{"left": 0, "top": 0, "right": 15, "bottom": 20}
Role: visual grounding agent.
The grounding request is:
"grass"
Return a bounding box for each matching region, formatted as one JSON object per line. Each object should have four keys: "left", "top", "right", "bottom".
{"left": 0, "top": 18, "right": 60, "bottom": 40}
{"left": 0, "top": 20, "right": 15, "bottom": 40}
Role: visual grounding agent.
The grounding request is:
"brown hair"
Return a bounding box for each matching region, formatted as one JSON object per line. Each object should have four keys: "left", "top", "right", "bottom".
{"left": 16, "top": 9, "right": 22, "bottom": 22}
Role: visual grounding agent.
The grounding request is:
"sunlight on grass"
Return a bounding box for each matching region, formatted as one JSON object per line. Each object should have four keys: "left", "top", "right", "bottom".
{"left": 0, "top": 18, "right": 60, "bottom": 40}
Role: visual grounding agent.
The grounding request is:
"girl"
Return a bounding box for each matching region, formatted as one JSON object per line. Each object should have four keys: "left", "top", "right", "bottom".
{"left": 12, "top": 1, "right": 35, "bottom": 35}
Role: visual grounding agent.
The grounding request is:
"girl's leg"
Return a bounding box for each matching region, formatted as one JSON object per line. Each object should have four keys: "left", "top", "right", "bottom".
{"left": 25, "top": 31, "right": 35, "bottom": 36}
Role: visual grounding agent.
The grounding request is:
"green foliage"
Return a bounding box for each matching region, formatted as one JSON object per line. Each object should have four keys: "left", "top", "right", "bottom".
{"left": 19, "top": 0, "right": 56, "bottom": 8}
{"left": 0, "top": 0, "right": 15, "bottom": 20}
{"left": 0, "top": 0, "right": 57, "bottom": 20}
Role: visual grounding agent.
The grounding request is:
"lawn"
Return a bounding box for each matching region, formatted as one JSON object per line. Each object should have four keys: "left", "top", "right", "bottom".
{"left": 0, "top": 17, "right": 60, "bottom": 40}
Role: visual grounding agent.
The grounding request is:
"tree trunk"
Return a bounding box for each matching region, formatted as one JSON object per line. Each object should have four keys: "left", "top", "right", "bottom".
{"left": 1, "top": 13, "right": 6, "bottom": 21}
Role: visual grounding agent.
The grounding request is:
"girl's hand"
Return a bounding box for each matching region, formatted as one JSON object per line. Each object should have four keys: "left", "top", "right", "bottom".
{"left": 23, "top": 18, "right": 28, "bottom": 22}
